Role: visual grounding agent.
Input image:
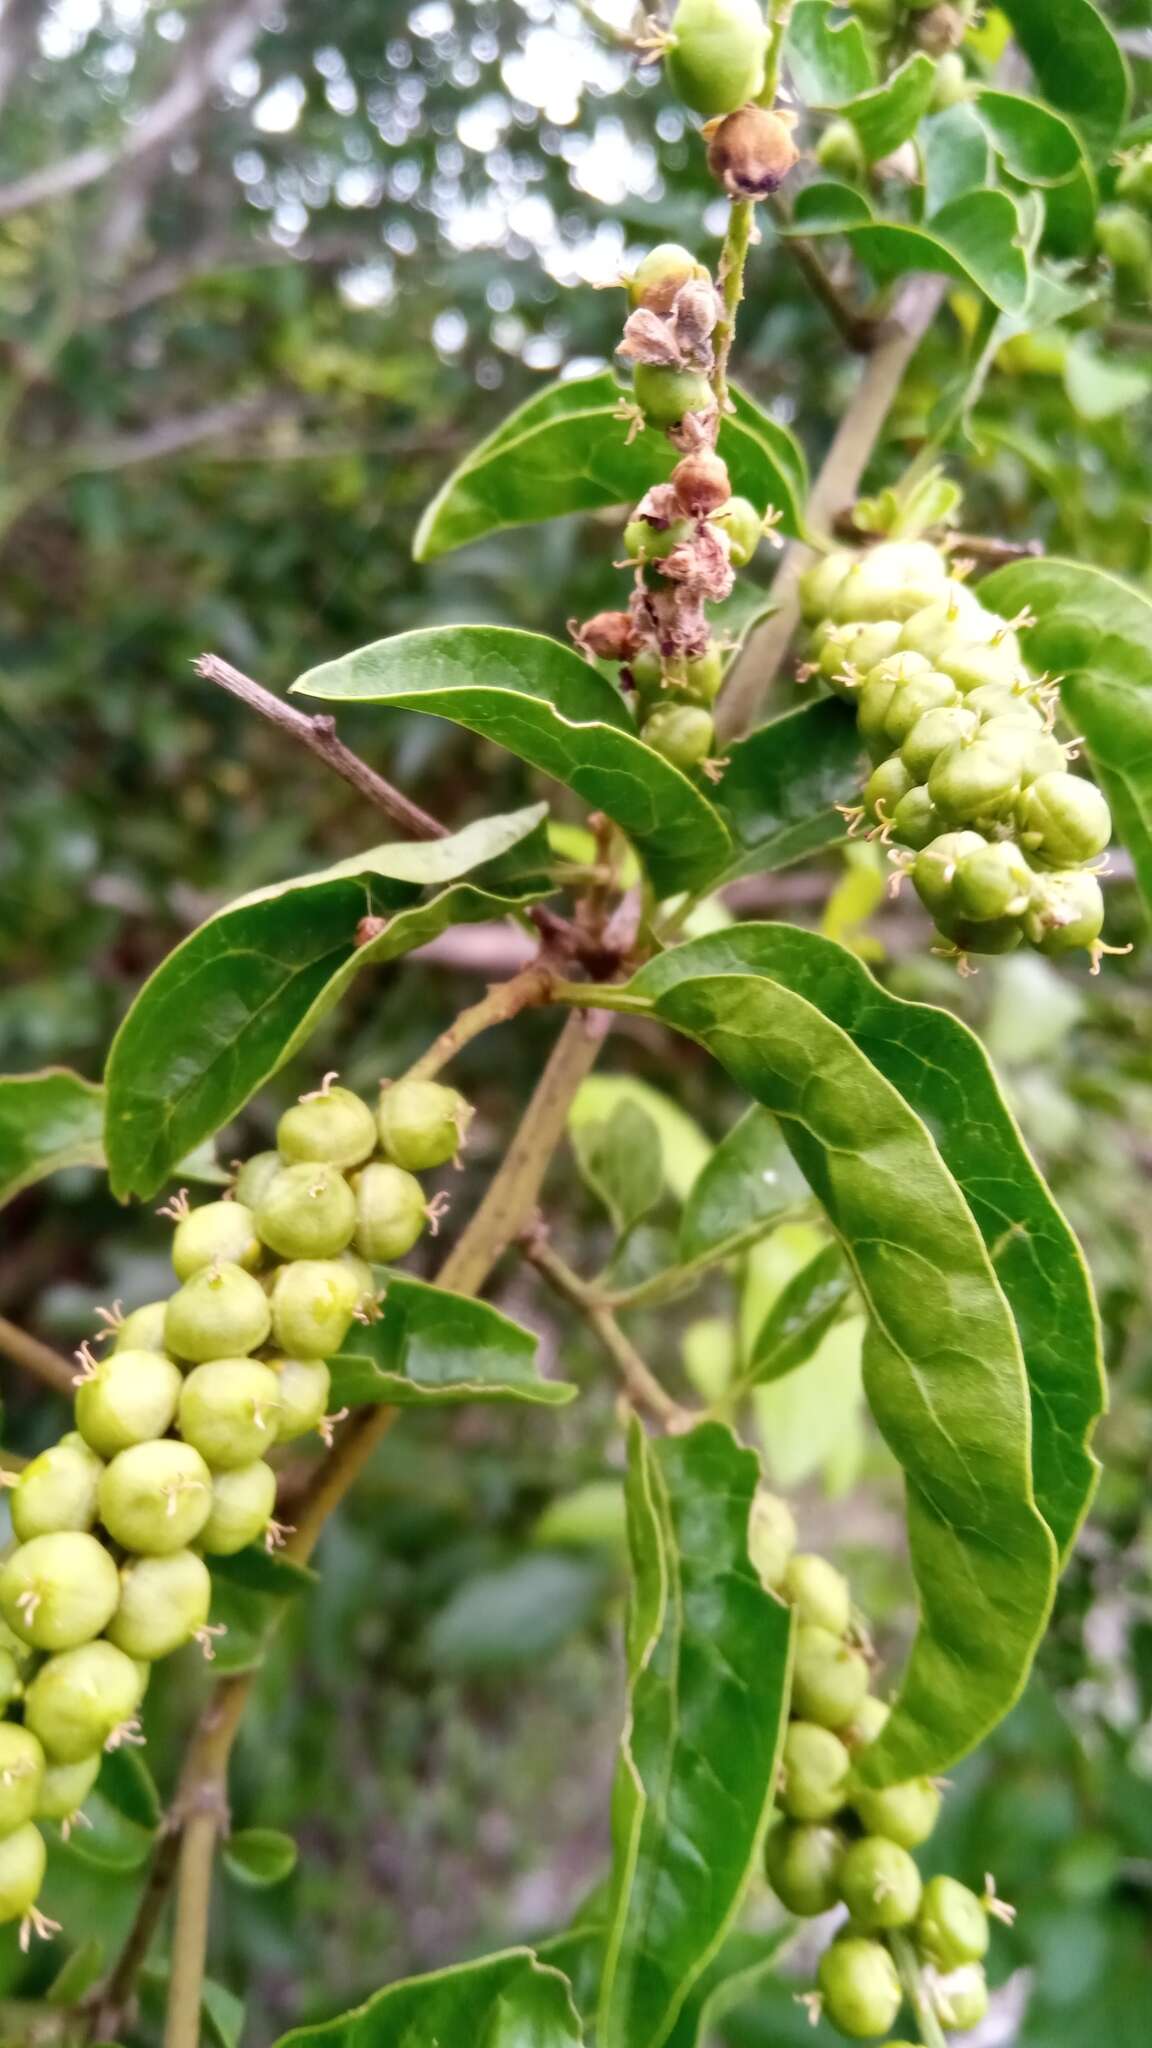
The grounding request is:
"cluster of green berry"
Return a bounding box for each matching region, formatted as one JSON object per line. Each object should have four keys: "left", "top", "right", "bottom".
{"left": 798, "top": 539, "right": 1116, "bottom": 968}
{"left": 751, "top": 1493, "right": 1009, "bottom": 2041}
{"left": 0, "top": 1075, "right": 469, "bottom": 1944}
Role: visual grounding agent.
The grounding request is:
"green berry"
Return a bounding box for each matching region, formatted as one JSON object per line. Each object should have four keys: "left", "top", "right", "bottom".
{"left": 665, "top": 0, "right": 767, "bottom": 117}
{"left": 1097, "top": 203, "right": 1152, "bottom": 274}
{"left": 1020, "top": 733, "right": 1068, "bottom": 786}
{"left": 632, "top": 363, "right": 714, "bottom": 431}
{"left": 277, "top": 1085, "right": 376, "bottom": 1170}
{"left": 713, "top": 496, "right": 762, "bottom": 568}
{"left": 255, "top": 1162, "right": 356, "bottom": 1261}
{"left": 747, "top": 1490, "right": 796, "bottom": 1590}
{"left": 932, "top": 50, "right": 971, "bottom": 110}
{"left": 780, "top": 1721, "right": 851, "bottom": 1821}
{"left": 799, "top": 551, "right": 856, "bottom": 625}
{"left": 353, "top": 1161, "right": 428, "bottom": 1262}
{"left": 963, "top": 683, "right": 1042, "bottom": 727}
{"left": 624, "top": 513, "right": 693, "bottom": 562}
{"left": 859, "top": 658, "right": 929, "bottom": 755}
{"left": 935, "top": 635, "right": 1026, "bottom": 694}
{"left": 24, "top": 1641, "right": 145, "bottom": 1761}
{"left": 11, "top": 1437, "right": 103, "bottom": 1541}
{"left": 628, "top": 243, "right": 708, "bottom": 315}
{"left": 113, "top": 1300, "right": 169, "bottom": 1352}
{"left": 377, "top": 1078, "right": 472, "bottom": 1171}
{"left": 817, "top": 1935, "right": 902, "bottom": 2040}
{"left": 199, "top": 1460, "right": 278, "bottom": 1557}
{"left": 953, "top": 841, "right": 1034, "bottom": 921}
{"left": 642, "top": 703, "right": 715, "bottom": 771}
{"left": 177, "top": 1359, "right": 282, "bottom": 1469}
{"left": 832, "top": 541, "right": 949, "bottom": 624}
{"left": 270, "top": 1257, "right": 361, "bottom": 1359}
{"left": 0, "top": 1533, "right": 120, "bottom": 1652}
{"left": 1016, "top": 772, "right": 1111, "bottom": 865}
{"left": 915, "top": 1874, "right": 990, "bottom": 1967}
{"left": 105, "top": 1550, "right": 212, "bottom": 1660}
{"left": 852, "top": 1776, "right": 942, "bottom": 1849}
{"left": 271, "top": 1357, "right": 332, "bottom": 1442}
{"left": 846, "top": 1695, "right": 890, "bottom": 1748}
{"left": 0, "top": 1823, "right": 46, "bottom": 1928}
{"left": 899, "top": 591, "right": 991, "bottom": 662}
{"left": 933, "top": 1962, "right": 988, "bottom": 2031}
{"left": 0, "top": 1649, "right": 22, "bottom": 1710}
{"left": 882, "top": 671, "right": 960, "bottom": 747}
{"left": 783, "top": 1554, "right": 852, "bottom": 1635}
{"left": 764, "top": 1820, "right": 845, "bottom": 1915}
{"left": 232, "top": 1150, "right": 284, "bottom": 1209}
{"left": 864, "top": 757, "right": 914, "bottom": 825}
{"left": 75, "top": 1349, "right": 182, "bottom": 1459}
{"left": 171, "top": 1200, "right": 261, "bottom": 1281}
{"left": 1024, "top": 869, "right": 1105, "bottom": 955}
{"left": 98, "top": 1439, "right": 213, "bottom": 1555}
{"left": 928, "top": 734, "right": 1024, "bottom": 826}
{"left": 684, "top": 645, "right": 724, "bottom": 704}
{"left": 791, "top": 1623, "right": 870, "bottom": 1729}
{"left": 0, "top": 1725, "right": 45, "bottom": 1833}
{"left": 165, "top": 1261, "right": 272, "bottom": 1364}
{"left": 899, "top": 704, "right": 978, "bottom": 783}
{"left": 838, "top": 1835, "right": 923, "bottom": 1930}
{"left": 912, "top": 831, "right": 987, "bottom": 918}
{"left": 36, "top": 1751, "right": 101, "bottom": 1823}
{"left": 340, "top": 1249, "right": 379, "bottom": 1313}
{"left": 889, "top": 787, "right": 942, "bottom": 850}
{"left": 817, "top": 118, "right": 866, "bottom": 181}
{"left": 936, "top": 910, "right": 1025, "bottom": 957}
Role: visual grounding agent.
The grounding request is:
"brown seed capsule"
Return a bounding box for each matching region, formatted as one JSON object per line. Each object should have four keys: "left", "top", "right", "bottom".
{"left": 706, "top": 106, "right": 799, "bottom": 200}
{"left": 671, "top": 449, "right": 731, "bottom": 518}
{"left": 915, "top": 3, "right": 969, "bottom": 54}
{"left": 573, "top": 611, "right": 641, "bottom": 662}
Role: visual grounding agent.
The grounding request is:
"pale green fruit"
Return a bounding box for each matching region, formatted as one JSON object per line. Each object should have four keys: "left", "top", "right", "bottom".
{"left": 0, "top": 1533, "right": 120, "bottom": 1652}
{"left": 853, "top": 1775, "right": 942, "bottom": 1849}
{"left": 783, "top": 1553, "right": 852, "bottom": 1635}
{"left": 255, "top": 1162, "right": 357, "bottom": 1261}
{"left": 817, "top": 1935, "right": 902, "bottom": 2040}
{"left": 106, "top": 1550, "right": 213, "bottom": 1660}
{"left": 916, "top": 1874, "right": 990, "bottom": 1968}
{"left": 791, "top": 1623, "right": 869, "bottom": 1729}
{"left": 199, "top": 1461, "right": 278, "bottom": 1557}
{"left": 665, "top": 0, "right": 767, "bottom": 117}
{"left": 353, "top": 1161, "right": 428, "bottom": 1262}
{"left": 36, "top": 1751, "right": 101, "bottom": 1822}
{"left": 172, "top": 1200, "right": 261, "bottom": 1281}
{"left": 75, "top": 1349, "right": 182, "bottom": 1459}
{"left": 270, "top": 1258, "right": 360, "bottom": 1359}
{"left": 0, "top": 1725, "right": 45, "bottom": 1832}
{"left": 747, "top": 1490, "right": 796, "bottom": 1590}
{"left": 177, "top": 1359, "right": 281, "bottom": 1469}
{"left": 24, "top": 1641, "right": 145, "bottom": 1761}
{"left": 11, "top": 1437, "right": 103, "bottom": 1541}
{"left": 98, "top": 1440, "right": 213, "bottom": 1555}
{"left": 780, "top": 1721, "right": 851, "bottom": 1822}
{"left": 1024, "top": 869, "right": 1105, "bottom": 955}
{"left": 271, "top": 1357, "right": 332, "bottom": 1442}
{"left": 764, "top": 1820, "right": 845, "bottom": 1916}
{"left": 277, "top": 1085, "right": 377, "bottom": 1170}
{"left": 0, "top": 1823, "right": 46, "bottom": 1927}
{"left": 377, "top": 1079, "right": 473, "bottom": 1171}
{"left": 232, "top": 1150, "right": 283, "bottom": 1209}
{"left": 165, "top": 1261, "right": 271, "bottom": 1364}
{"left": 113, "top": 1300, "right": 169, "bottom": 1351}
{"left": 838, "top": 1835, "right": 923, "bottom": 1930}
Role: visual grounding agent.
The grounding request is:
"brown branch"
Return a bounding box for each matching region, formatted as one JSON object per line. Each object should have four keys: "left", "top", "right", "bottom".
{"left": 0, "top": 0, "right": 46, "bottom": 123}
{"left": 521, "top": 1230, "right": 689, "bottom": 1427}
{"left": 769, "top": 198, "right": 880, "bottom": 351}
{"left": 0, "top": 1312, "right": 75, "bottom": 1398}
{"left": 403, "top": 962, "right": 558, "bottom": 1083}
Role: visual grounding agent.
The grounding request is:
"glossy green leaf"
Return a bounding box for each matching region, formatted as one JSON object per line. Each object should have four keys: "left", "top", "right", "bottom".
{"left": 571, "top": 1077, "right": 711, "bottom": 1202}
{"left": 714, "top": 698, "right": 863, "bottom": 881}
{"left": 784, "top": 0, "right": 876, "bottom": 105}
{"left": 330, "top": 1274, "right": 577, "bottom": 1409}
{"left": 59, "top": 1791, "right": 155, "bottom": 1873}
{"left": 293, "top": 628, "right": 732, "bottom": 898}
{"left": 223, "top": 1828, "right": 298, "bottom": 1889}
{"left": 103, "top": 805, "right": 551, "bottom": 1200}
{"left": 662, "top": 1928, "right": 794, "bottom": 2048}
{"left": 742, "top": 1242, "right": 855, "bottom": 1391}
{"left": 847, "top": 53, "right": 937, "bottom": 163}
{"left": 982, "top": 559, "right": 1152, "bottom": 927}
{"left": 424, "top": 1553, "right": 611, "bottom": 1673}
{"left": 572, "top": 1097, "right": 665, "bottom": 1237}
{"left": 413, "top": 371, "right": 805, "bottom": 560}
{"left": 999, "top": 0, "right": 1130, "bottom": 162}
{"left": 98, "top": 1748, "right": 163, "bottom": 1831}
{"left": 921, "top": 104, "right": 993, "bottom": 218}
{"left": 598, "top": 1421, "right": 793, "bottom": 2048}
{"left": 208, "top": 1544, "right": 318, "bottom": 1598}
{"left": 634, "top": 939, "right": 1063, "bottom": 1783}
{"left": 678, "top": 1107, "right": 808, "bottom": 1265}
{"left": 976, "top": 88, "right": 1097, "bottom": 255}
{"left": 787, "top": 184, "right": 1030, "bottom": 314}
{"left": 274, "top": 1947, "right": 584, "bottom": 2047}
{"left": 0, "top": 1067, "right": 103, "bottom": 1208}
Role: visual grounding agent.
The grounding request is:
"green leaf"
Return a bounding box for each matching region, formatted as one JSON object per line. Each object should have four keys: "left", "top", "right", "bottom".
{"left": 679, "top": 1107, "right": 808, "bottom": 1265}
{"left": 223, "top": 1828, "right": 298, "bottom": 1889}
{"left": 571, "top": 1078, "right": 711, "bottom": 1201}
{"left": 329, "top": 1274, "right": 577, "bottom": 1409}
{"left": 46, "top": 1937, "right": 106, "bottom": 2007}
{"left": 742, "top": 1242, "right": 855, "bottom": 1390}
{"left": 274, "top": 1948, "right": 584, "bottom": 2048}
{"left": 1063, "top": 335, "right": 1152, "bottom": 422}
{"left": 847, "top": 53, "right": 937, "bottom": 163}
{"left": 598, "top": 1421, "right": 793, "bottom": 2048}
{"left": 714, "top": 699, "right": 863, "bottom": 881}
{"left": 0, "top": 1068, "right": 103, "bottom": 1208}
{"left": 103, "top": 805, "right": 551, "bottom": 1200}
{"left": 981, "top": 559, "right": 1152, "bottom": 928}
{"left": 787, "top": 184, "right": 1031, "bottom": 314}
{"left": 413, "top": 371, "right": 805, "bottom": 560}
{"left": 634, "top": 937, "right": 1064, "bottom": 1783}
{"left": 59, "top": 1791, "right": 155, "bottom": 1873}
{"left": 921, "top": 104, "right": 993, "bottom": 219}
{"left": 293, "top": 628, "right": 732, "bottom": 899}
{"left": 202, "top": 1980, "right": 246, "bottom": 2048}
{"left": 207, "top": 1576, "right": 286, "bottom": 1676}
{"left": 662, "top": 1929, "right": 795, "bottom": 2048}
{"left": 572, "top": 1098, "right": 665, "bottom": 1237}
{"left": 98, "top": 1747, "right": 163, "bottom": 1831}
{"left": 999, "top": 0, "right": 1130, "bottom": 163}
{"left": 424, "top": 1553, "right": 610, "bottom": 1673}
{"left": 208, "top": 1544, "right": 318, "bottom": 1598}
{"left": 784, "top": 0, "right": 876, "bottom": 105}
{"left": 976, "top": 88, "right": 1097, "bottom": 255}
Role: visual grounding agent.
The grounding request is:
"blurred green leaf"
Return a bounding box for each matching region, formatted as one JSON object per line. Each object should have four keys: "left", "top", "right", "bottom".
{"left": 274, "top": 1948, "right": 585, "bottom": 2046}
{"left": 999, "top": 0, "right": 1130, "bottom": 162}
{"left": 715, "top": 699, "right": 863, "bottom": 881}
{"left": 1063, "top": 336, "right": 1152, "bottom": 421}
{"left": 424, "top": 1554, "right": 610, "bottom": 1673}
{"left": 679, "top": 1107, "right": 809, "bottom": 1265}
{"left": 571, "top": 1097, "right": 664, "bottom": 1237}
{"left": 571, "top": 1078, "right": 711, "bottom": 1201}
{"left": 46, "top": 1937, "right": 105, "bottom": 2007}
{"left": 921, "top": 104, "right": 993, "bottom": 217}
{"left": 785, "top": 1, "right": 876, "bottom": 104}
{"left": 223, "top": 1828, "right": 298, "bottom": 1889}
{"left": 532, "top": 1481, "right": 628, "bottom": 1553}
{"left": 0, "top": 1068, "right": 102, "bottom": 1209}
{"left": 847, "top": 53, "right": 937, "bottom": 163}
{"left": 742, "top": 1242, "right": 855, "bottom": 1390}
{"left": 98, "top": 1747, "right": 163, "bottom": 1832}
{"left": 788, "top": 184, "right": 1031, "bottom": 313}
{"left": 330, "top": 1274, "right": 576, "bottom": 1409}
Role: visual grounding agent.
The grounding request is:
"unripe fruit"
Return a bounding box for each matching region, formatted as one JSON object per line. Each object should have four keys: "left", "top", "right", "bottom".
{"left": 838, "top": 1835, "right": 923, "bottom": 1930}
{"left": 1096, "top": 203, "right": 1152, "bottom": 275}
{"left": 624, "top": 513, "right": 694, "bottom": 562}
{"left": 171, "top": 1200, "right": 261, "bottom": 1281}
{"left": 353, "top": 1161, "right": 428, "bottom": 1261}
{"left": 340, "top": 1249, "right": 379, "bottom": 1313}
{"left": 378, "top": 1078, "right": 472, "bottom": 1171}
{"left": 712, "top": 495, "right": 762, "bottom": 567}
{"left": 271, "top": 1357, "right": 331, "bottom": 1442}
{"left": 931, "top": 48, "right": 970, "bottom": 107}
{"left": 671, "top": 448, "right": 730, "bottom": 518}
{"left": 106, "top": 1550, "right": 212, "bottom": 1660}
{"left": 864, "top": 757, "right": 914, "bottom": 823}
{"left": 0, "top": 1726, "right": 45, "bottom": 1833}
{"left": 36, "top": 1751, "right": 101, "bottom": 1822}
{"left": 817, "top": 118, "right": 865, "bottom": 181}
{"left": 928, "top": 735, "right": 1023, "bottom": 826}
{"left": 113, "top": 1300, "right": 169, "bottom": 1352}
{"left": 783, "top": 1554, "right": 852, "bottom": 1635}
{"left": 642, "top": 703, "right": 715, "bottom": 770}
{"left": 933, "top": 1963, "right": 988, "bottom": 2031}
{"left": 936, "top": 636, "right": 1025, "bottom": 694}
{"left": 277, "top": 1085, "right": 377, "bottom": 1170}
{"left": 579, "top": 610, "right": 640, "bottom": 662}
{"left": 165, "top": 1261, "right": 272, "bottom": 1363}
{"left": 98, "top": 1439, "right": 213, "bottom": 1555}
{"left": 832, "top": 543, "right": 949, "bottom": 625}
{"left": 233, "top": 1150, "right": 284, "bottom": 1210}
{"left": 628, "top": 243, "right": 709, "bottom": 315}
{"left": 963, "top": 683, "right": 1042, "bottom": 727}
{"left": 0, "top": 1533, "right": 120, "bottom": 1652}
{"left": 1020, "top": 733, "right": 1067, "bottom": 786}
{"left": 846, "top": 1694, "right": 890, "bottom": 1748}
{"left": 935, "top": 911, "right": 1024, "bottom": 957}
{"left": 791, "top": 1623, "right": 870, "bottom": 1728}
{"left": 900, "top": 705, "right": 978, "bottom": 782}
{"left": 890, "top": 786, "right": 943, "bottom": 849}
{"left": 899, "top": 591, "right": 990, "bottom": 661}
{"left": 75, "top": 1350, "right": 182, "bottom": 1459}
{"left": 665, "top": 0, "right": 767, "bottom": 117}
{"left": 780, "top": 1721, "right": 851, "bottom": 1821}
{"left": 882, "top": 671, "right": 959, "bottom": 747}
{"left": 199, "top": 1460, "right": 278, "bottom": 1557}
{"left": 270, "top": 1258, "right": 360, "bottom": 1358}
{"left": 684, "top": 645, "right": 725, "bottom": 704}
{"left": 24, "top": 1640, "right": 145, "bottom": 1760}
{"left": 1016, "top": 773, "right": 1111, "bottom": 865}
{"left": 1024, "top": 869, "right": 1105, "bottom": 955}
{"left": 748, "top": 1489, "right": 796, "bottom": 1589}
{"left": 852, "top": 1775, "right": 942, "bottom": 1849}
{"left": 0, "top": 1824, "right": 45, "bottom": 1927}
{"left": 0, "top": 1649, "right": 22, "bottom": 1710}
{"left": 817, "top": 1935, "right": 902, "bottom": 2040}
{"left": 953, "top": 841, "right": 1034, "bottom": 921}
{"left": 255, "top": 1162, "right": 356, "bottom": 1261}
{"left": 764, "top": 1820, "right": 845, "bottom": 1916}
{"left": 840, "top": 620, "right": 905, "bottom": 675}
{"left": 912, "top": 831, "right": 987, "bottom": 918}
{"left": 800, "top": 551, "right": 857, "bottom": 625}
{"left": 632, "top": 363, "right": 714, "bottom": 430}
{"left": 707, "top": 105, "right": 798, "bottom": 197}
{"left": 177, "top": 1359, "right": 282, "bottom": 1469}
{"left": 915, "top": 1874, "right": 990, "bottom": 1968}
{"left": 11, "top": 1437, "right": 103, "bottom": 1541}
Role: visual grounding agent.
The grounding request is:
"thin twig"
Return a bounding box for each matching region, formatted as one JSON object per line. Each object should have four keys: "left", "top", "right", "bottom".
{"left": 769, "top": 200, "right": 880, "bottom": 351}
{"left": 888, "top": 1929, "right": 950, "bottom": 2048}
{"left": 713, "top": 199, "right": 757, "bottom": 416}
{"left": 523, "top": 1230, "right": 689, "bottom": 1428}
{"left": 402, "top": 962, "right": 558, "bottom": 1083}
{"left": 0, "top": 1313, "right": 76, "bottom": 1398}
